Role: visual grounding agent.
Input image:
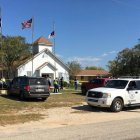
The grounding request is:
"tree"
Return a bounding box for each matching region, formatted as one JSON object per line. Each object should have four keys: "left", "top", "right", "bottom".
{"left": 0, "top": 36, "right": 31, "bottom": 78}
{"left": 67, "top": 61, "right": 82, "bottom": 80}
{"left": 107, "top": 45, "right": 140, "bottom": 77}
{"left": 85, "top": 66, "right": 104, "bottom": 70}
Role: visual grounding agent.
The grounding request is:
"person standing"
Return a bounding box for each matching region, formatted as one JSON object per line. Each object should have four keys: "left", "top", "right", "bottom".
{"left": 53, "top": 78, "right": 59, "bottom": 93}
{"left": 46, "top": 74, "right": 51, "bottom": 87}
{"left": 74, "top": 78, "right": 78, "bottom": 90}
{"left": 60, "top": 77, "right": 64, "bottom": 90}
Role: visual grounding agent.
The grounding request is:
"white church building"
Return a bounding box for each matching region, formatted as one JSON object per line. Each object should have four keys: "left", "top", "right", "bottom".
{"left": 17, "top": 36, "right": 70, "bottom": 82}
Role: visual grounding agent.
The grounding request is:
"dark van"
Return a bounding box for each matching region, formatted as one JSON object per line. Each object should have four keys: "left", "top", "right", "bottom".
{"left": 8, "top": 76, "right": 50, "bottom": 101}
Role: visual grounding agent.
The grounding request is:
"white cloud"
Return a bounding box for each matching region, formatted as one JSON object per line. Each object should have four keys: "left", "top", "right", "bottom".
{"left": 56, "top": 53, "right": 63, "bottom": 58}
{"left": 61, "top": 50, "right": 117, "bottom": 68}
{"left": 101, "top": 51, "right": 117, "bottom": 57}
{"left": 66, "top": 56, "right": 101, "bottom": 67}
{"left": 102, "top": 53, "right": 108, "bottom": 57}
{"left": 67, "top": 56, "right": 101, "bottom": 62}
{"left": 109, "top": 51, "right": 117, "bottom": 54}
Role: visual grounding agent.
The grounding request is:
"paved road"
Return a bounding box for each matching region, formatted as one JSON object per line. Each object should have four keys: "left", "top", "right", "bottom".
{"left": 0, "top": 117, "right": 140, "bottom": 140}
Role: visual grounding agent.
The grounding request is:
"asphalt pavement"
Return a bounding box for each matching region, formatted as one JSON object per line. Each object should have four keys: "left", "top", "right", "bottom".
{"left": 0, "top": 117, "right": 140, "bottom": 140}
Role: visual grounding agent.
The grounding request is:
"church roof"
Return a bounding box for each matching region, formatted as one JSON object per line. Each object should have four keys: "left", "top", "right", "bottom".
{"left": 36, "top": 62, "right": 57, "bottom": 71}
{"left": 33, "top": 36, "right": 53, "bottom": 46}
{"left": 76, "top": 70, "right": 109, "bottom": 76}
{"left": 17, "top": 48, "right": 70, "bottom": 71}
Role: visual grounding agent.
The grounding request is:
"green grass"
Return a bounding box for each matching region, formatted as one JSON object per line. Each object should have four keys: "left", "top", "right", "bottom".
{"left": 0, "top": 90, "right": 85, "bottom": 125}
{"left": 0, "top": 114, "right": 44, "bottom": 126}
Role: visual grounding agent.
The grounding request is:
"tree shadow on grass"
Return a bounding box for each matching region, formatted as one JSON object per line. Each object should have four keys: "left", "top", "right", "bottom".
{"left": 0, "top": 94, "right": 20, "bottom": 101}
{"left": 0, "top": 94, "right": 44, "bottom": 102}
{"left": 72, "top": 92, "right": 86, "bottom": 96}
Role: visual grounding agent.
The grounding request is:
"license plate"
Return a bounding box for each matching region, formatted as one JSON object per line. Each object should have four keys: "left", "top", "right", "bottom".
{"left": 36, "top": 89, "right": 44, "bottom": 92}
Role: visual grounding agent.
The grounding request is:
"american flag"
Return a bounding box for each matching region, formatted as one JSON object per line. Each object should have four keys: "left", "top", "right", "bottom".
{"left": 48, "top": 31, "right": 55, "bottom": 39}
{"left": 21, "top": 18, "right": 32, "bottom": 29}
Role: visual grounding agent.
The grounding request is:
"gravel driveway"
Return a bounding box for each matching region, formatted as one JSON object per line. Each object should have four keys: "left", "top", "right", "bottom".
{"left": 0, "top": 103, "right": 140, "bottom": 134}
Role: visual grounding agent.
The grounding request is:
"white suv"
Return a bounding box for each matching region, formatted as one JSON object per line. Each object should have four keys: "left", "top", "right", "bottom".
{"left": 86, "top": 78, "right": 140, "bottom": 112}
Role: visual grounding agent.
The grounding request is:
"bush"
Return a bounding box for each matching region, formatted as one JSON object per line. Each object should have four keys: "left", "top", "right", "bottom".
{"left": 68, "top": 80, "right": 81, "bottom": 89}
{"left": 63, "top": 81, "right": 69, "bottom": 87}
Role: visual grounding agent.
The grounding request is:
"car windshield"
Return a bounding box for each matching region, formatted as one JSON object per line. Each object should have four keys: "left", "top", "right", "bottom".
{"left": 105, "top": 80, "right": 128, "bottom": 89}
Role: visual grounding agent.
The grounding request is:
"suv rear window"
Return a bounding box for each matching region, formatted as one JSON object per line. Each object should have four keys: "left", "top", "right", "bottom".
{"left": 29, "top": 78, "right": 47, "bottom": 85}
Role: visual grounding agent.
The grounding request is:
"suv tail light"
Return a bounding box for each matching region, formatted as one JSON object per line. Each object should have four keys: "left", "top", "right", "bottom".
{"left": 25, "top": 85, "right": 30, "bottom": 91}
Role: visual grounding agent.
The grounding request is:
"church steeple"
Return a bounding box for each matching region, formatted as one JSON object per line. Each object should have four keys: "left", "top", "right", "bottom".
{"left": 33, "top": 36, "right": 53, "bottom": 55}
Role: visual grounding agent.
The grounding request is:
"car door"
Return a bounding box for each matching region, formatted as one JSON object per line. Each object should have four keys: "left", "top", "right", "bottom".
{"left": 126, "top": 81, "right": 140, "bottom": 104}
{"left": 89, "top": 79, "right": 99, "bottom": 89}
{"left": 135, "top": 81, "right": 140, "bottom": 103}
{"left": 10, "top": 77, "right": 20, "bottom": 95}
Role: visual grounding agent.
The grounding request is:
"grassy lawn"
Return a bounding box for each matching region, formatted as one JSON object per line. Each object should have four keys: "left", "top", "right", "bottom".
{"left": 0, "top": 89, "right": 85, "bottom": 125}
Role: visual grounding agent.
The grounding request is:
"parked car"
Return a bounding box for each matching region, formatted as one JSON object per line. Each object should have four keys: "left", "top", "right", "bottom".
{"left": 86, "top": 78, "right": 140, "bottom": 112}
{"left": 0, "top": 81, "right": 8, "bottom": 90}
{"left": 81, "top": 78, "right": 109, "bottom": 94}
{"left": 7, "top": 76, "right": 50, "bottom": 101}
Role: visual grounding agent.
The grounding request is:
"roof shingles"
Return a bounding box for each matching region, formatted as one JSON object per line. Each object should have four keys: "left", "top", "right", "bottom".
{"left": 76, "top": 70, "right": 109, "bottom": 76}
{"left": 33, "top": 36, "right": 53, "bottom": 46}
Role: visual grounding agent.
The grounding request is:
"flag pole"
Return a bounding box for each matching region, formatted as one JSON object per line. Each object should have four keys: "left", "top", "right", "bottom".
{"left": 53, "top": 21, "right": 55, "bottom": 54}
{"left": 0, "top": 7, "right": 3, "bottom": 80}
{"left": 32, "top": 17, "right": 34, "bottom": 76}
{"left": 0, "top": 7, "right": 4, "bottom": 89}
{"left": 53, "top": 21, "right": 56, "bottom": 79}
{"left": 21, "top": 18, "right": 33, "bottom": 76}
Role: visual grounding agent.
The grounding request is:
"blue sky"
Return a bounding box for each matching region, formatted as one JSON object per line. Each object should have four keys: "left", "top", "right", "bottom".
{"left": 1, "top": 0, "right": 140, "bottom": 70}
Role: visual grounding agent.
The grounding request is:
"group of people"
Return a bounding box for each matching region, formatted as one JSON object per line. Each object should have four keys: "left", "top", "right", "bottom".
{"left": 46, "top": 75, "right": 63, "bottom": 93}
{"left": 53, "top": 77, "right": 64, "bottom": 93}
{"left": 46, "top": 74, "right": 79, "bottom": 93}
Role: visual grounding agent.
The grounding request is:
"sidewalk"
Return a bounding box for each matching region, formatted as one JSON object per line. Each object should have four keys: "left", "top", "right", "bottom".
{"left": 0, "top": 90, "right": 7, "bottom": 95}
{"left": 50, "top": 92, "right": 62, "bottom": 95}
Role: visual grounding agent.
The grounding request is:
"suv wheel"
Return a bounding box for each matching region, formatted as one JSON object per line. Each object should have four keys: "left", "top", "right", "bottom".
{"left": 7, "top": 90, "right": 12, "bottom": 96}
{"left": 110, "top": 98, "right": 123, "bottom": 112}
{"left": 19, "top": 92, "right": 25, "bottom": 101}
{"left": 40, "top": 97, "right": 47, "bottom": 101}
